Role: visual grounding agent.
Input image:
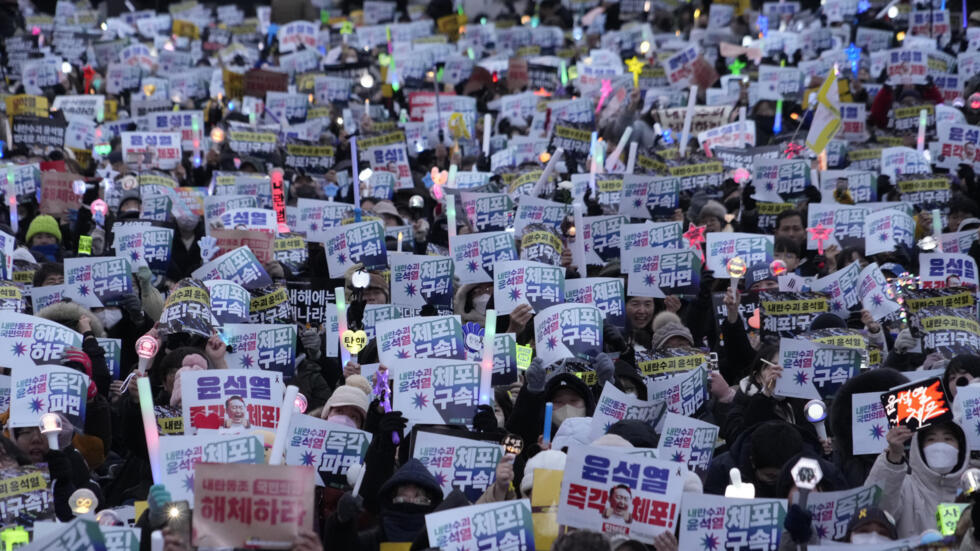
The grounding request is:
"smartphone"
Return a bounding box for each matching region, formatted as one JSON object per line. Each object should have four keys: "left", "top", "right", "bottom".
{"left": 164, "top": 501, "right": 191, "bottom": 543}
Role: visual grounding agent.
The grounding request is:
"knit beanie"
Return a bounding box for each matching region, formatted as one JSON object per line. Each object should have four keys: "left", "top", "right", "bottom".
{"left": 698, "top": 200, "right": 727, "bottom": 225}
{"left": 322, "top": 385, "right": 370, "bottom": 420}
{"left": 651, "top": 320, "right": 694, "bottom": 350}
{"left": 749, "top": 421, "right": 804, "bottom": 470}
{"left": 521, "top": 450, "right": 567, "bottom": 493}
{"left": 26, "top": 215, "right": 62, "bottom": 244}
{"left": 651, "top": 311, "right": 682, "bottom": 333}
{"left": 344, "top": 374, "right": 373, "bottom": 397}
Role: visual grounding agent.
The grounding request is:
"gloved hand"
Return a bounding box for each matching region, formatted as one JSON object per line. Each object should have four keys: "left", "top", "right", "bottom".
{"left": 136, "top": 266, "right": 154, "bottom": 286}
{"left": 118, "top": 293, "right": 144, "bottom": 324}
{"left": 784, "top": 504, "right": 813, "bottom": 544}
{"left": 472, "top": 404, "right": 499, "bottom": 433}
{"left": 336, "top": 492, "right": 364, "bottom": 523}
{"left": 147, "top": 484, "right": 173, "bottom": 528}
{"left": 45, "top": 449, "right": 72, "bottom": 482}
{"left": 593, "top": 352, "right": 614, "bottom": 386}
{"left": 299, "top": 327, "right": 321, "bottom": 360}
{"left": 90, "top": 227, "right": 105, "bottom": 255}
{"left": 526, "top": 357, "right": 546, "bottom": 393}
{"left": 894, "top": 329, "right": 917, "bottom": 354}
{"left": 377, "top": 411, "right": 408, "bottom": 439}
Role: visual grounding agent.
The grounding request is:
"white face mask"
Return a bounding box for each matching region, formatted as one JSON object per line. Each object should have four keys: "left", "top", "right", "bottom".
{"left": 327, "top": 414, "right": 358, "bottom": 429}
{"left": 472, "top": 293, "right": 491, "bottom": 315}
{"left": 850, "top": 532, "right": 888, "bottom": 544}
{"left": 552, "top": 404, "right": 586, "bottom": 427}
{"left": 923, "top": 442, "right": 959, "bottom": 473}
{"left": 95, "top": 308, "right": 123, "bottom": 329}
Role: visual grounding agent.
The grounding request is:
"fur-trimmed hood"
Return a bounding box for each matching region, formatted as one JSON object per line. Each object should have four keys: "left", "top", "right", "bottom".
{"left": 453, "top": 283, "right": 486, "bottom": 325}
{"left": 36, "top": 301, "right": 106, "bottom": 338}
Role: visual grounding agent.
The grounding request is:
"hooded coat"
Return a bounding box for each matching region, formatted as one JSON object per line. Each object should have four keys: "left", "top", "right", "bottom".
{"left": 865, "top": 422, "right": 969, "bottom": 538}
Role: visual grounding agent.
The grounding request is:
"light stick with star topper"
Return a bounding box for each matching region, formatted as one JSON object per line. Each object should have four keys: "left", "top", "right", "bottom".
{"left": 479, "top": 308, "right": 496, "bottom": 406}
{"left": 625, "top": 56, "right": 645, "bottom": 87}
{"left": 678, "top": 86, "right": 698, "bottom": 157}
{"left": 684, "top": 223, "right": 706, "bottom": 262}
{"left": 335, "top": 286, "right": 351, "bottom": 366}
{"left": 595, "top": 79, "right": 613, "bottom": 114}
{"left": 604, "top": 127, "right": 632, "bottom": 172}
{"left": 808, "top": 223, "right": 833, "bottom": 255}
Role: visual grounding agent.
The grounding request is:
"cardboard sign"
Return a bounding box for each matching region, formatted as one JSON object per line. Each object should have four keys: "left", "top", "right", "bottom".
{"left": 851, "top": 392, "right": 890, "bottom": 455}
{"left": 10, "top": 365, "right": 89, "bottom": 430}
{"left": 11, "top": 115, "right": 67, "bottom": 149}
{"left": 564, "top": 278, "right": 626, "bottom": 331}
{"left": 63, "top": 256, "right": 133, "bottom": 308}
{"left": 39, "top": 171, "right": 84, "bottom": 217}
{"left": 389, "top": 254, "right": 454, "bottom": 308}
{"left": 678, "top": 494, "right": 787, "bottom": 550}
{"left": 412, "top": 430, "right": 503, "bottom": 502}
{"left": 449, "top": 231, "right": 519, "bottom": 285}
{"left": 912, "top": 306, "right": 980, "bottom": 357}
{"left": 858, "top": 263, "right": 902, "bottom": 321}
{"left": 159, "top": 284, "right": 214, "bottom": 338}
{"left": 810, "top": 261, "right": 860, "bottom": 317}
{"left": 533, "top": 304, "right": 604, "bottom": 366}
{"left": 657, "top": 413, "right": 719, "bottom": 478}
{"left": 759, "top": 291, "right": 830, "bottom": 338}
{"left": 376, "top": 315, "right": 466, "bottom": 365}
{"left": 244, "top": 68, "right": 289, "bottom": 98}
{"left": 223, "top": 323, "right": 297, "bottom": 376}
{"left": 493, "top": 260, "right": 564, "bottom": 315}
{"left": 0, "top": 313, "right": 83, "bottom": 368}
{"left": 619, "top": 222, "right": 684, "bottom": 258}
{"left": 776, "top": 338, "right": 862, "bottom": 400}
{"left": 557, "top": 445, "right": 685, "bottom": 543}
{"left": 193, "top": 463, "right": 314, "bottom": 548}
{"left": 205, "top": 280, "right": 251, "bottom": 325}
{"left": 919, "top": 253, "right": 979, "bottom": 290}
{"left": 590, "top": 382, "right": 667, "bottom": 441}
{"left": 284, "top": 414, "right": 372, "bottom": 488}
{"left": 0, "top": 465, "right": 53, "bottom": 524}
{"left": 880, "top": 377, "right": 952, "bottom": 432}
{"left": 192, "top": 246, "right": 273, "bottom": 290}
{"left": 704, "top": 233, "right": 774, "bottom": 278}
{"left": 625, "top": 247, "right": 701, "bottom": 298}
{"left": 28, "top": 518, "right": 107, "bottom": 551}
{"left": 425, "top": 499, "right": 535, "bottom": 551}
{"left": 864, "top": 208, "right": 915, "bottom": 256}
{"left": 645, "top": 365, "right": 710, "bottom": 417}
{"left": 180, "top": 369, "right": 285, "bottom": 434}
{"left": 322, "top": 220, "right": 388, "bottom": 277}
{"left": 390, "top": 358, "right": 486, "bottom": 427}
{"left": 160, "top": 434, "right": 264, "bottom": 502}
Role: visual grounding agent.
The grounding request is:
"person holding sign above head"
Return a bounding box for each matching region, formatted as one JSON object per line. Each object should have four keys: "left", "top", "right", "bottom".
{"left": 867, "top": 421, "right": 968, "bottom": 538}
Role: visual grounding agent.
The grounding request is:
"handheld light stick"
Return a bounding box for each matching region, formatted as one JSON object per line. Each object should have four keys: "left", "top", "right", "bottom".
{"left": 335, "top": 286, "right": 351, "bottom": 365}
{"left": 804, "top": 399, "right": 828, "bottom": 440}
{"left": 605, "top": 127, "right": 632, "bottom": 172}
{"left": 725, "top": 468, "right": 755, "bottom": 498}
{"left": 625, "top": 142, "right": 638, "bottom": 174}
{"left": 773, "top": 99, "right": 783, "bottom": 134}
{"left": 790, "top": 457, "right": 823, "bottom": 519}
{"left": 480, "top": 309, "right": 496, "bottom": 405}
{"left": 529, "top": 147, "right": 563, "bottom": 198}
{"left": 138, "top": 376, "right": 162, "bottom": 484}
{"left": 678, "top": 86, "right": 698, "bottom": 156}
{"left": 350, "top": 137, "right": 361, "bottom": 222}
{"left": 191, "top": 115, "right": 201, "bottom": 167}
{"left": 917, "top": 109, "right": 927, "bottom": 153}
{"left": 374, "top": 368, "right": 400, "bottom": 445}
{"left": 542, "top": 402, "right": 553, "bottom": 445}
{"left": 91, "top": 199, "right": 108, "bottom": 227}
{"left": 573, "top": 204, "right": 588, "bottom": 278}
{"left": 268, "top": 385, "right": 299, "bottom": 465}
{"left": 961, "top": 468, "right": 980, "bottom": 497}
{"left": 770, "top": 259, "right": 787, "bottom": 277}
{"left": 294, "top": 392, "right": 308, "bottom": 414}
{"left": 5, "top": 171, "right": 16, "bottom": 234}
{"left": 135, "top": 335, "right": 159, "bottom": 375}
{"left": 726, "top": 256, "right": 747, "bottom": 295}
{"left": 446, "top": 194, "right": 457, "bottom": 241}
{"left": 588, "top": 133, "right": 599, "bottom": 196}
{"left": 270, "top": 168, "right": 288, "bottom": 234}
{"left": 39, "top": 413, "right": 62, "bottom": 450}
{"left": 397, "top": 231, "right": 403, "bottom": 252}
{"left": 931, "top": 208, "right": 942, "bottom": 251}
{"left": 482, "top": 114, "right": 492, "bottom": 158}
{"left": 69, "top": 488, "right": 98, "bottom": 516}
{"left": 807, "top": 223, "right": 833, "bottom": 255}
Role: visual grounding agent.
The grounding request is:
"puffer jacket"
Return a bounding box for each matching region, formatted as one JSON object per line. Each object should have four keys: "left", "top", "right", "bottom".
{"left": 865, "top": 422, "right": 969, "bottom": 538}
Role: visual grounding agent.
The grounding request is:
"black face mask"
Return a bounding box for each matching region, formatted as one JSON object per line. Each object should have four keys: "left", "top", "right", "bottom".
{"left": 293, "top": 187, "right": 316, "bottom": 198}
{"left": 381, "top": 502, "right": 431, "bottom": 542}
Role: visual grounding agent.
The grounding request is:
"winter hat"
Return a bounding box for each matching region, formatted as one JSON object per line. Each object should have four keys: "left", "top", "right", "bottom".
{"left": 344, "top": 374, "right": 372, "bottom": 397}
{"left": 344, "top": 264, "right": 389, "bottom": 301}
{"left": 371, "top": 200, "right": 405, "bottom": 226}
{"left": 749, "top": 421, "right": 804, "bottom": 470}
{"left": 651, "top": 311, "right": 682, "bottom": 333}
{"left": 12, "top": 247, "right": 37, "bottom": 264}
{"left": 181, "top": 353, "right": 208, "bottom": 370}
{"left": 520, "top": 450, "right": 567, "bottom": 493}
{"left": 845, "top": 507, "right": 898, "bottom": 541}
{"left": 698, "top": 200, "right": 727, "bottom": 225}
{"left": 170, "top": 363, "right": 207, "bottom": 407}
{"left": 323, "top": 385, "right": 370, "bottom": 421}
{"left": 809, "top": 312, "right": 847, "bottom": 331}
{"left": 26, "top": 215, "right": 62, "bottom": 244}
{"left": 550, "top": 417, "right": 592, "bottom": 453}
{"left": 592, "top": 433, "right": 633, "bottom": 447}
{"left": 651, "top": 320, "right": 694, "bottom": 350}
{"left": 118, "top": 189, "right": 142, "bottom": 210}
{"left": 607, "top": 419, "right": 660, "bottom": 448}
{"left": 744, "top": 262, "right": 776, "bottom": 291}
{"left": 379, "top": 458, "right": 444, "bottom": 506}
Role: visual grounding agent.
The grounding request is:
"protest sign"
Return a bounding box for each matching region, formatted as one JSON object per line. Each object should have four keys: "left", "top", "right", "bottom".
{"left": 159, "top": 284, "right": 213, "bottom": 338}
{"left": 0, "top": 313, "right": 83, "bottom": 368}
{"left": 657, "top": 412, "right": 719, "bottom": 478}
{"left": 776, "top": 338, "right": 862, "bottom": 400}
{"left": 805, "top": 485, "right": 883, "bottom": 541}
{"left": 520, "top": 228, "right": 564, "bottom": 266}
{"left": 678, "top": 494, "right": 787, "bottom": 551}
{"left": 39, "top": 171, "right": 83, "bottom": 218}
{"left": 390, "top": 358, "right": 485, "bottom": 427}
{"left": 852, "top": 392, "right": 890, "bottom": 455}
{"left": 912, "top": 306, "right": 980, "bottom": 357}
{"left": 450, "top": 231, "right": 519, "bottom": 285}
{"left": 180, "top": 369, "right": 285, "bottom": 434}
{"left": 493, "top": 260, "right": 564, "bottom": 315}
{"left": 858, "top": 263, "right": 902, "bottom": 320}
{"left": 192, "top": 246, "right": 273, "bottom": 290}
{"left": 425, "top": 499, "right": 534, "bottom": 551}
{"left": 322, "top": 220, "right": 388, "bottom": 277}
{"left": 704, "top": 233, "right": 773, "bottom": 277}
{"left": 590, "top": 382, "right": 667, "bottom": 441}
{"left": 0, "top": 465, "right": 53, "bottom": 524}
{"left": 284, "top": 414, "right": 371, "bottom": 488}
{"left": 160, "top": 434, "right": 264, "bottom": 502}
{"left": 63, "top": 256, "right": 132, "bottom": 308}
{"left": 625, "top": 247, "right": 701, "bottom": 298}
{"left": 460, "top": 192, "right": 515, "bottom": 232}
{"left": 96, "top": 338, "right": 122, "bottom": 380}
{"left": 583, "top": 215, "right": 627, "bottom": 265}
{"left": 205, "top": 280, "right": 251, "bottom": 325}
{"left": 412, "top": 430, "right": 503, "bottom": 502}
{"left": 810, "top": 261, "right": 860, "bottom": 316}
{"left": 376, "top": 315, "right": 466, "bottom": 365}
{"left": 645, "top": 365, "right": 710, "bottom": 417}
{"left": 619, "top": 223, "right": 684, "bottom": 258}
{"left": 919, "top": 253, "right": 979, "bottom": 289}
{"left": 223, "top": 323, "right": 297, "bottom": 376}
{"left": 564, "top": 278, "right": 626, "bottom": 331}
{"left": 558, "top": 445, "right": 685, "bottom": 543}
{"left": 193, "top": 463, "right": 314, "bottom": 548}
{"left": 9, "top": 365, "right": 89, "bottom": 429}
{"left": 533, "top": 304, "right": 604, "bottom": 366}
{"left": 880, "top": 377, "right": 952, "bottom": 432}
{"left": 389, "top": 254, "right": 454, "bottom": 308}
{"left": 864, "top": 208, "right": 915, "bottom": 255}
{"left": 27, "top": 518, "right": 107, "bottom": 551}
{"left": 759, "top": 291, "right": 830, "bottom": 338}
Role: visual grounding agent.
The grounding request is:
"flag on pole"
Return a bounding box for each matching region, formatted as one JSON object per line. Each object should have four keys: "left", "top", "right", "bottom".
{"left": 805, "top": 69, "right": 842, "bottom": 155}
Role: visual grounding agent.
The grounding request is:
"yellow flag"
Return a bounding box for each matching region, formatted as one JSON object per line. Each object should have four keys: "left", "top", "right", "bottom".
{"left": 805, "top": 69, "right": 842, "bottom": 155}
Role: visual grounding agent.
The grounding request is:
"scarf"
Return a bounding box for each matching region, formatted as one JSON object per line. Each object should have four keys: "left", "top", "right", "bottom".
{"left": 381, "top": 503, "right": 429, "bottom": 542}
